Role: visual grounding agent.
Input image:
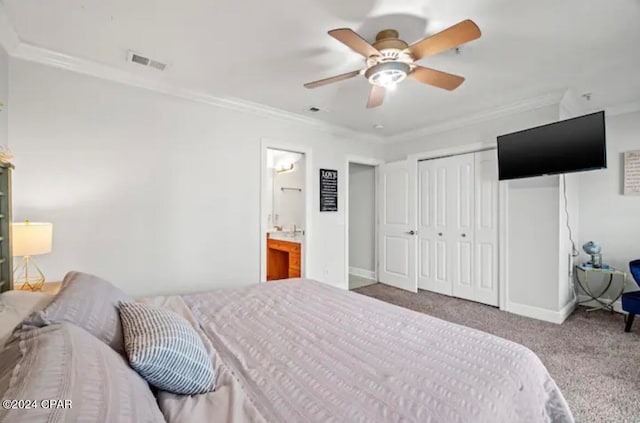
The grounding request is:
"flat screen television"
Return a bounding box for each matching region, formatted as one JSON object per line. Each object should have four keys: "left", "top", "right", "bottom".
{"left": 497, "top": 111, "right": 606, "bottom": 181}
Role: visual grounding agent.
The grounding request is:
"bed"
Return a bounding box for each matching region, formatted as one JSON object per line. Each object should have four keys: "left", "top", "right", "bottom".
{"left": 148, "top": 279, "right": 574, "bottom": 423}
{"left": 1, "top": 274, "right": 573, "bottom": 422}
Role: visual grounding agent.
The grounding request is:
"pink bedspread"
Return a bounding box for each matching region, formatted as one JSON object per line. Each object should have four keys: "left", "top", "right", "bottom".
{"left": 156, "top": 279, "right": 573, "bottom": 423}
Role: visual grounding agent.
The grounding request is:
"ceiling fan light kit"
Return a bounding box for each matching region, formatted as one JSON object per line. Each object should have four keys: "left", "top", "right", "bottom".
{"left": 304, "top": 20, "right": 481, "bottom": 108}
{"left": 365, "top": 62, "right": 410, "bottom": 88}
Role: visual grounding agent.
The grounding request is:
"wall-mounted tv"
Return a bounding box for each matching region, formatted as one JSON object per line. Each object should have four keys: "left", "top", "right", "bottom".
{"left": 497, "top": 111, "right": 606, "bottom": 181}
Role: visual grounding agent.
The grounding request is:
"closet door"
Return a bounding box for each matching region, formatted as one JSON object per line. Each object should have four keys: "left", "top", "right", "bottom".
{"left": 417, "top": 151, "right": 498, "bottom": 305}
{"left": 472, "top": 150, "right": 499, "bottom": 306}
{"left": 450, "top": 153, "right": 476, "bottom": 302}
{"left": 418, "top": 157, "right": 453, "bottom": 295}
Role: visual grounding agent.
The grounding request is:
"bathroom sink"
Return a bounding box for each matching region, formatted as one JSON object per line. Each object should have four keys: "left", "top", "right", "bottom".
{"left": 269, "top": 231, "right": 304, "bottom": 242}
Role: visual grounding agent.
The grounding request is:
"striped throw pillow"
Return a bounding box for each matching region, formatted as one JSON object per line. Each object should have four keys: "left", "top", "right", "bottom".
{"left": 118, "top": 302, "right": 215, "bottom": 395}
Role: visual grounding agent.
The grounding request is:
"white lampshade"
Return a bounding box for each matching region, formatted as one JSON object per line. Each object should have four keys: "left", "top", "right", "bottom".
{"left": 11, "top": 222, "right": 53, "bottom": 257}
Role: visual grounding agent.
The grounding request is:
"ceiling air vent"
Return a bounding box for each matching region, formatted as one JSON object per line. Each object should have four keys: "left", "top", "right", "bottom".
{"left": 127, "top": 51, "right": 167, "bottom": 71}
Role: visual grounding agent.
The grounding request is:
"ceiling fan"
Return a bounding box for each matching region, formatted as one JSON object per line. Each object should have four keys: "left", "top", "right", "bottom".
{"left": 304, "top": 20, "right": 481, "bottom": 108}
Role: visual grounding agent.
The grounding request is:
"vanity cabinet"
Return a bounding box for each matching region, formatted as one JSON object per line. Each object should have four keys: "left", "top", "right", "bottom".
{"left": 267, "top": 236, "right": 301, "bottom": 281}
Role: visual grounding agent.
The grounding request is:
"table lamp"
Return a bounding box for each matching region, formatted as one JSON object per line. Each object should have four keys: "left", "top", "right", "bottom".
{"left": 11, "top": 221, "right": 53, "bottom": 291}
{"left": 582, "top": 241, "right": 602, "bottom": 269}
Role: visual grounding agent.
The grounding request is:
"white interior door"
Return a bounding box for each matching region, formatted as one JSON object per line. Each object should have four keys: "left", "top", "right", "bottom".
{"left": 472, "top": 150, "right": 499, "bottom": 306}
{"left": 378, "top": 160, "right": 417, "bottom": 292}
{"left": 418, "top": 157, "right": 453, "bottom": 295}
{"left": 450, "top": 153, "right": 476, "bottom": 302}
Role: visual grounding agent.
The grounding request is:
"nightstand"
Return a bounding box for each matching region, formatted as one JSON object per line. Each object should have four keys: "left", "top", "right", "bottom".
{"left": 15, "top": 281, "right": 62, "bottom": 295}
{"left": 575, "top": 264, "right": 627, "bottom": 312}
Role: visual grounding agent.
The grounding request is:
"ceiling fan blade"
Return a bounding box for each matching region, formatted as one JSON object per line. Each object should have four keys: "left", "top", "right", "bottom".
{"left": 408, "top": 66, "right": 465, "bottom": 91}
{"left": 406, "top": 20, "right": 481, "bottom": 60}
{"left": 367, "top": 85, "right": 386, "bottom": 108}
{"left": 328, "top": 28, "right": 381, "bottom": 58}
{"left": 304, "top": 70, "right": 362, "bottom": 89}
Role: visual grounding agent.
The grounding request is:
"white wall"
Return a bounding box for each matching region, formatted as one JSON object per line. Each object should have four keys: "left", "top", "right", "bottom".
{"left": 348, "top": 163, "right": 375, "bottom": 275}
{"left": 8, "top": 58, "right": 382, "bottom": 296}
{"left": 556, "top": 92, "right": 588, "bottom": 309}
{"left": 557, "top": 172, "right": 580, "bottom": 308}
{"left": 384, "top": 105, "right": 560, "bottom": 160}
{"left": 272, "top": 159, "right": 305, "bottom": 229}
{"left": 506, "top": 177, "right": 561, "bottom": 310}
{"left": 578, "top": 110, "right": 640, "bottom": 294}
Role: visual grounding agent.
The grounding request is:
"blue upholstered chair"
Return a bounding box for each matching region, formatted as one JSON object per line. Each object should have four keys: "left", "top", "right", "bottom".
{"left": 622, "top": 260, "right": 640, "bottom": 332}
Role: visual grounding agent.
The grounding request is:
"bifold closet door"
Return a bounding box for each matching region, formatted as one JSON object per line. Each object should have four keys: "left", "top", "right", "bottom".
{"left": 378, "top": 160, "right": 417, "bottom": 293}
{"left": 450, "top": 153, "right": 476, "bottom": 302}
{"left": 417, "top": 151, "right": 498, "bottom": 307}
{"left": 417, "top": 153, "right": 474, "bottom": 295}
{"left": 417, "top": 155, "right": 454, "bottom": 295}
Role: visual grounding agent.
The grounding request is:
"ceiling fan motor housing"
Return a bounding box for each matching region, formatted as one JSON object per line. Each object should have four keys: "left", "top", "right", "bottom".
{"left": 367, "top": 29, "right": 414, "bottom": 67}
{"left": 373, "top": 29, "right": 409, "bottom": 51}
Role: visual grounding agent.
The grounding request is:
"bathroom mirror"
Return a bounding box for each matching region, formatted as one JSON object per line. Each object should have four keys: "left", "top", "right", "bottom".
{"left": 265, "top": 148, "right": 305, "bottom": 233}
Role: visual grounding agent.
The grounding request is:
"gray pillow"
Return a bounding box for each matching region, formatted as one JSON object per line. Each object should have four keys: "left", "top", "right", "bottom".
{"left": 22, "top": 271, "right": 131, "bottom": 353}
{"left": 0, "top": 290, "right": 54, "bottom": 347}
{"left": 119, "top": 302, "right": 215, "bottom": 395}
{"left": 0, "top": 323, "right": 165, "bottom": 423}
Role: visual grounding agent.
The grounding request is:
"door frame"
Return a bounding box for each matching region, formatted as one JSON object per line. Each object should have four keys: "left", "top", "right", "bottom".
{"left": 406, "top": 141, "right": 508, "bottom": 311}
{"left": 344, "top": 155, "right": 384, "bottom": 289}
{"left": 260, "top": 138, "right": 313, "bottom": 282}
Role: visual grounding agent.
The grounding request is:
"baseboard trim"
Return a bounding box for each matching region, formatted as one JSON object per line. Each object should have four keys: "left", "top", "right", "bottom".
{"left": 349, "top": 267, "right": 377, "bottom": 281}
{"left": 506, "top": 299, "right": 576, "bottom": 324}
{"left": 558, "top": 300, "right": 578, "bottom": 323}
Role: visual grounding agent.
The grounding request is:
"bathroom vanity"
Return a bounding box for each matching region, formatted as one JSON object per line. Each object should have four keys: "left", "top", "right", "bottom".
{"left": 266, "top": 233, "right": 302, "bottom": 281}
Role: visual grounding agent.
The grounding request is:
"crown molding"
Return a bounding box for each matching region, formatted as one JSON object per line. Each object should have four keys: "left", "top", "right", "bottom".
{"left": 605, "top": 100, "right": 640, "bottom": 117}
{"left": 0, "top": 5, "right": 382, "bottom": 145}
{"left": 12, "top": 42, "right": 384, "bottom": 144}
{"left": 384, "top": 90, "right": 565, "bottom": 144}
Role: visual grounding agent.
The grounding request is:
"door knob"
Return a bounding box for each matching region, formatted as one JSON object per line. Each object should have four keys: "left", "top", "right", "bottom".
{"left": 406, "top": 230, "right": 417, "bottom": 235}
{"left": 438, "top": 232, "right": 443, "bottom": 236}
{"left": 461, "top": 233, "right": 466, "bottom": 238}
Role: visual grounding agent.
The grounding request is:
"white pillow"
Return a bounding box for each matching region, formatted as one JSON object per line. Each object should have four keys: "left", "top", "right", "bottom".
{"left": 0, "top": 290, "right": 54, "bottom": 346}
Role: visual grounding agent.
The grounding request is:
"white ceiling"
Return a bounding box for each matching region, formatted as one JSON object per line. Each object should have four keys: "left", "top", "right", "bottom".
{"left": 4, "top": 0, "right": 640, "bottom": 138}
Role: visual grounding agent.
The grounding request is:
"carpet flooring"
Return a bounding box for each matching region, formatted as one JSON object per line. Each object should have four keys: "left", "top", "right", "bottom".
{"left": 353, "top": 283, "right": 640, "bottom": 423}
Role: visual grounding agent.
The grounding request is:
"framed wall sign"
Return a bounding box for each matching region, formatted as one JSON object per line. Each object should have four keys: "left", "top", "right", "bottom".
{"left": 624, "top": 150, "right": 640, "bottom": 196}
{"left": 319, "top": 169, "right": 338, "bottom": 212}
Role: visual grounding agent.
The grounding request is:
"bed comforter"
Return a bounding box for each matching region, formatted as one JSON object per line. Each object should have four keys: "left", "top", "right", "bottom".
{"left": 150, "top": 279, "right": 573, "bottom": 423}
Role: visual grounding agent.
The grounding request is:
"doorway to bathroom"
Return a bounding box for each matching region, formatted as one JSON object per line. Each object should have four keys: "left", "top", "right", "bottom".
{"left": 261, "top": 146, "right": 307, "bottom": 282}
{"left": 347, "top": 161, "right": 378, "bottom": 290}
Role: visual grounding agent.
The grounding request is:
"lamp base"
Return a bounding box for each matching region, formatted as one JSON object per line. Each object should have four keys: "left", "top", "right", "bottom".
{"left": 13, "top": 256, "right": 46, "bottom": 291}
